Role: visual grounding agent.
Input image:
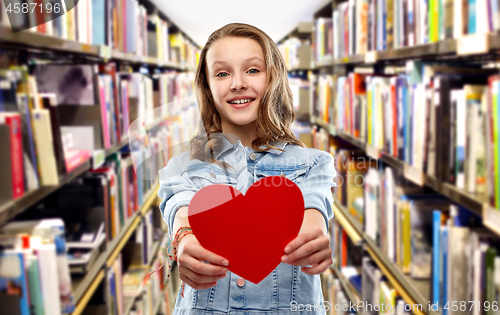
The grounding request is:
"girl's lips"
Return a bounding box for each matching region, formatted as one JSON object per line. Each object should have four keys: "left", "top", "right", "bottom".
{"left": 228, "top": 99, "right": 254, "bottom": 109}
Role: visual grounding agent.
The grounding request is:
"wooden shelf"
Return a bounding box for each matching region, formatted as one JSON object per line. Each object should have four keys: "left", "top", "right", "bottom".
{"left": 333, "top": 32, "right": 500, "bottom": 66}
{"left": 334, "top": 129, "right": 487, "bottom": 216}
{"left": 0, "top": 25, "right": 189, "bottom": 70}
{"left": 0, "top": 158, "right": 91, "bottom": 227}
{"left": 332, "top": 198, "right": 434, "bottom": 315}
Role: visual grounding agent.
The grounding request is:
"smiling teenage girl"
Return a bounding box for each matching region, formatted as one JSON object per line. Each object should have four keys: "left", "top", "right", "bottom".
{"left": 158, "top": 23, "right": 337, "bottom": 314}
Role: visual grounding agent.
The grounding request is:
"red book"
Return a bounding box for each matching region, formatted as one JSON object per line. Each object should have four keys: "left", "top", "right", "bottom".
{"left": 341, "top": 230, "right": 348, "bottom": 268}
{"left": 64, "top": 149, "right": 91, "bottom": 173}
{"left": 0, "top": 113, "right": 25, "bottom": 199}
{"left": 35, "top": 0, "right": 45, "bottom": 34}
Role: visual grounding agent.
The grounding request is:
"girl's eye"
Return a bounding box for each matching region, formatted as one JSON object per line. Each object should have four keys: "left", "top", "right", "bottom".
{"left": 216, "top": 72, "right": 229, "bottom": 77}
{"left": 248, "top": 68, "right": 259, "bottom": 74}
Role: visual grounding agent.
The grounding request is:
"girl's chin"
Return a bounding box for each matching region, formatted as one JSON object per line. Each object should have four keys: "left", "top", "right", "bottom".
{"left": 227, "top": 118, "right": 258, "bottom": 127}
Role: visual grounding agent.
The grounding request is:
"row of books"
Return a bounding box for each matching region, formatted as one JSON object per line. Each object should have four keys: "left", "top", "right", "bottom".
{"left": 329, "top": 61, "right": 500, "bottom": 207}
{"left": 0, "top": 63, "right": 195, "bottom": 204}
{"left": 332, "top": 0, "right": 500, "bottom": 58}
{"left": 327, "top": 141, "right": 500, "bottom": 314}
{"left": 0, "top": 0, "right": 199, "bottom": 68}
{"left": 327, "top": 220, "right": 412, "bottom": 315}
{"left": 0, "top": 168, "right": 164, "bottom": 315}
{"left": 321, "top": 269, "right": 354, "bottom": 315}
{"left": 312, "top": 17, "right": 333, "bottom": 63}
{"left": 113, "top": 231, "right": 169, "bottom": 315}
{"left": 310, "top": 73, "right": 334, "bottom": 123}
{"left": 278, "top": 37, "right": 308, "bottom": 70}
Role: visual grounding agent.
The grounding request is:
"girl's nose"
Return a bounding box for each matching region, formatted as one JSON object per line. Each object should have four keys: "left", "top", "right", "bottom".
{"left": 230, "top": 74, "right": 248, "bottom": 91}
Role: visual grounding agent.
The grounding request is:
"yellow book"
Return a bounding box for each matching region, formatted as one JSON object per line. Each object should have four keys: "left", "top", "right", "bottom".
{"left": 401, "top": 200, "right": 411, "bottom": 274}
{"left": 32, "top": 109, "right": 59, "bottom": 186}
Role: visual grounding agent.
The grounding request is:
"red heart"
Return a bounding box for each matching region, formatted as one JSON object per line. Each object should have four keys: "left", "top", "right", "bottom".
{"left": 188, "top": 176, "right": 305, "bottom": 284}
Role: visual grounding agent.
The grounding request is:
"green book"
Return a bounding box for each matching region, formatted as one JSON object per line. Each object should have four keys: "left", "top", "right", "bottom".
{"left": 26, "top": 254, "right": 45, "bottom": 315}
{"left": 429, "top": 0, "right": 435, "bottom": 42}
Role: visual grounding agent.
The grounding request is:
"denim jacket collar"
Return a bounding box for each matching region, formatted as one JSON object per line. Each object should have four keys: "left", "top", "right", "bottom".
{"left": 214, "top": 133, "right": 287, "bottom": 159}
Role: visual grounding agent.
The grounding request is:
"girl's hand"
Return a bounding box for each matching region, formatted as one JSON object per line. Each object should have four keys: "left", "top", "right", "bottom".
{"left": 176, "top": 234, "right": 229, "bottom": 290}
{"left": 280, "top": 210, "right": 333, "bottom": 275}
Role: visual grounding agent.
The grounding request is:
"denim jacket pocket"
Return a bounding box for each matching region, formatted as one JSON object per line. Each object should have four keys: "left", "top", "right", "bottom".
{"left": 185, "top": 165, "right": 237, "bottom": 190}
{"left": 254, "top": 167, "right": 308, "bottom": 185}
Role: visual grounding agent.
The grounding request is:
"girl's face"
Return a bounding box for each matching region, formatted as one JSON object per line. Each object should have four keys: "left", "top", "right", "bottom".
{"left": 206, "top": 37, "right": 267, "bottom": 131}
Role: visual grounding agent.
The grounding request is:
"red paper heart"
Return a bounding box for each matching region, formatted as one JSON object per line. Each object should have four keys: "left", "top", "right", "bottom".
{"left": 188, "top": 176, "right": 305, "bottom": 284}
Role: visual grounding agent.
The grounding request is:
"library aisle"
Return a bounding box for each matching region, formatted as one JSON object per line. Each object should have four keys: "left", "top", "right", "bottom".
{"left": 1, "top": 0, "right": 500, "bottom": 315}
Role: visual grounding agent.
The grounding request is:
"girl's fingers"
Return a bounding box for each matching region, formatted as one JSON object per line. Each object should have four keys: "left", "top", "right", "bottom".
{"left": 184, "top": 240, "right": 229, "bottom": 268}
{"left": 300, "top": 258, "right": 332, "bottom": 275}
{"left": 284, "top": 247, "right": 331, "bottom": 267}
{"left": 281, "top": 236, "right": 329, "bottom": 263}
{"left": 283, "top": 231, "right": 318, "bottom": 255}
{"left": 178, "top": 254, "right": 229, "bottom": 276}
{"left": 179, "top": 273, "right": 218, "bottom": 290}
{"left": 179, "top": 263, "right": 228, "bottom": 284}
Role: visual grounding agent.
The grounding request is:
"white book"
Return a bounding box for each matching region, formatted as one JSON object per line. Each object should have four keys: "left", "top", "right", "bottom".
{"left": 333, "top": 10, "right": 339, "bottom": 58}
{"left": 447, "top": 226, "right": 470, "bottom": 315}
{"left": 453, "top": 0, "right": 465, "bottom": 39}
{"left": 464, "top": 85, "right": 485, "bottom": 193}
{"left": 493, "top": 0, "right": 500, "bottom": 31}
{"left": 364, "top": 169, "right": 380, "bottom": 241}
{"left": 384, "top": 167, "right": 396, "bottom": 262}
{"left": 35, "top": 242, "right": 62, "bottom": 315}
{"left": 476, "top": 0, "right": 489, "bottom": 34}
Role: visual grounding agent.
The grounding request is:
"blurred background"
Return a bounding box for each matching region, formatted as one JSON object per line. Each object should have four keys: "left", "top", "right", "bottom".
{"left": 1, "top": 0, "right": 500, "bottom": 314}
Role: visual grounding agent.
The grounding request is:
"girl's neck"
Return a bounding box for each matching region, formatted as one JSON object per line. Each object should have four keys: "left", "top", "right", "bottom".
{"left": 221, "top": 121, "right": 257, "bottom": 148}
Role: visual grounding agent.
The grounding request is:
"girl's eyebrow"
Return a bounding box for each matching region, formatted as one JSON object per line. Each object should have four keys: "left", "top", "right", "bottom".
{"left": 210, "top": 56, "right": 264, "bottom": 67}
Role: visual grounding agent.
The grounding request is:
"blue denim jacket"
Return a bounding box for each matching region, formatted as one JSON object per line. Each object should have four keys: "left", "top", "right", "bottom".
{"left": 158, "top": 134, "right": 336, "bottom": 315}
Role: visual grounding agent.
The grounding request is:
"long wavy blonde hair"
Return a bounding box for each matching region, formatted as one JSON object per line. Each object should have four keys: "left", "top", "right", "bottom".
{"left": 190, "top": 23, "right": 305, "bottom": 164}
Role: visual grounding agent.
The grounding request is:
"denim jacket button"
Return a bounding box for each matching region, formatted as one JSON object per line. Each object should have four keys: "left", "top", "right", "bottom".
{"left": 210, "top": 171, "right": 216, "bottom": 178}
{"left": 280, "top": 171, "right": 286, "bottom": 177}
{"left": 236, "top": 277, "right": 245, "bottom": 287}
{"left": 249, "top": 152, "right": 257, "bottom": 161}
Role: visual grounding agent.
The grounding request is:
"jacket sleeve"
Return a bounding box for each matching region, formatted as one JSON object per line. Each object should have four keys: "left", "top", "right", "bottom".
{"left": 297, "top": 150, "right": 337, "bottom": 229}
{"left": 157, "top": 155, "right": 198, "bottom": 234}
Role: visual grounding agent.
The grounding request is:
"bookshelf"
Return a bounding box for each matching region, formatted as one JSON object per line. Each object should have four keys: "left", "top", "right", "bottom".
{"left": 71, "top": 186, "right": 159, "bottom": 314}
{"left": 332, "top": 197, "right": 434, "bottom": 315}
{"left": 327, "top": 128, "right": 488, "bottom": 216}
{"left": 330, "top": 33, "right": 500, "bottom": 66}
{"left": 330, "top": 266, "right": 360, "bottom": 307}
{"left": 0, "top": 113, "right": 177, "bottom": 227}
{"left": 0, "top": 24, "right": 192, "bottom": 70}
{"left": 0, "top": 1, "right": 196, "bottom": 315}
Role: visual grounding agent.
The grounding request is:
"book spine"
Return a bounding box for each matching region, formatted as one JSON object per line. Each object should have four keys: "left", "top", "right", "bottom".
{"left": 432, "top": 210, "right": 441, "bottom": 306}
{"left": 469, "top": 0, "right": 477, "bottom": 34}
{"left": 0, "top": 114, "right": 25, "bottom": 198}
{"left": 494, "top": 82, "right": 500, "bottom": 208}
{"left": 441, "top": 226, "right": 449, "bottom": 315}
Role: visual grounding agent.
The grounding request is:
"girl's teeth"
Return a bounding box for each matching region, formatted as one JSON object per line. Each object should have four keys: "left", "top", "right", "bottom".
{"left": 230, "top": 99, "right": 252, "bottom": 104}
